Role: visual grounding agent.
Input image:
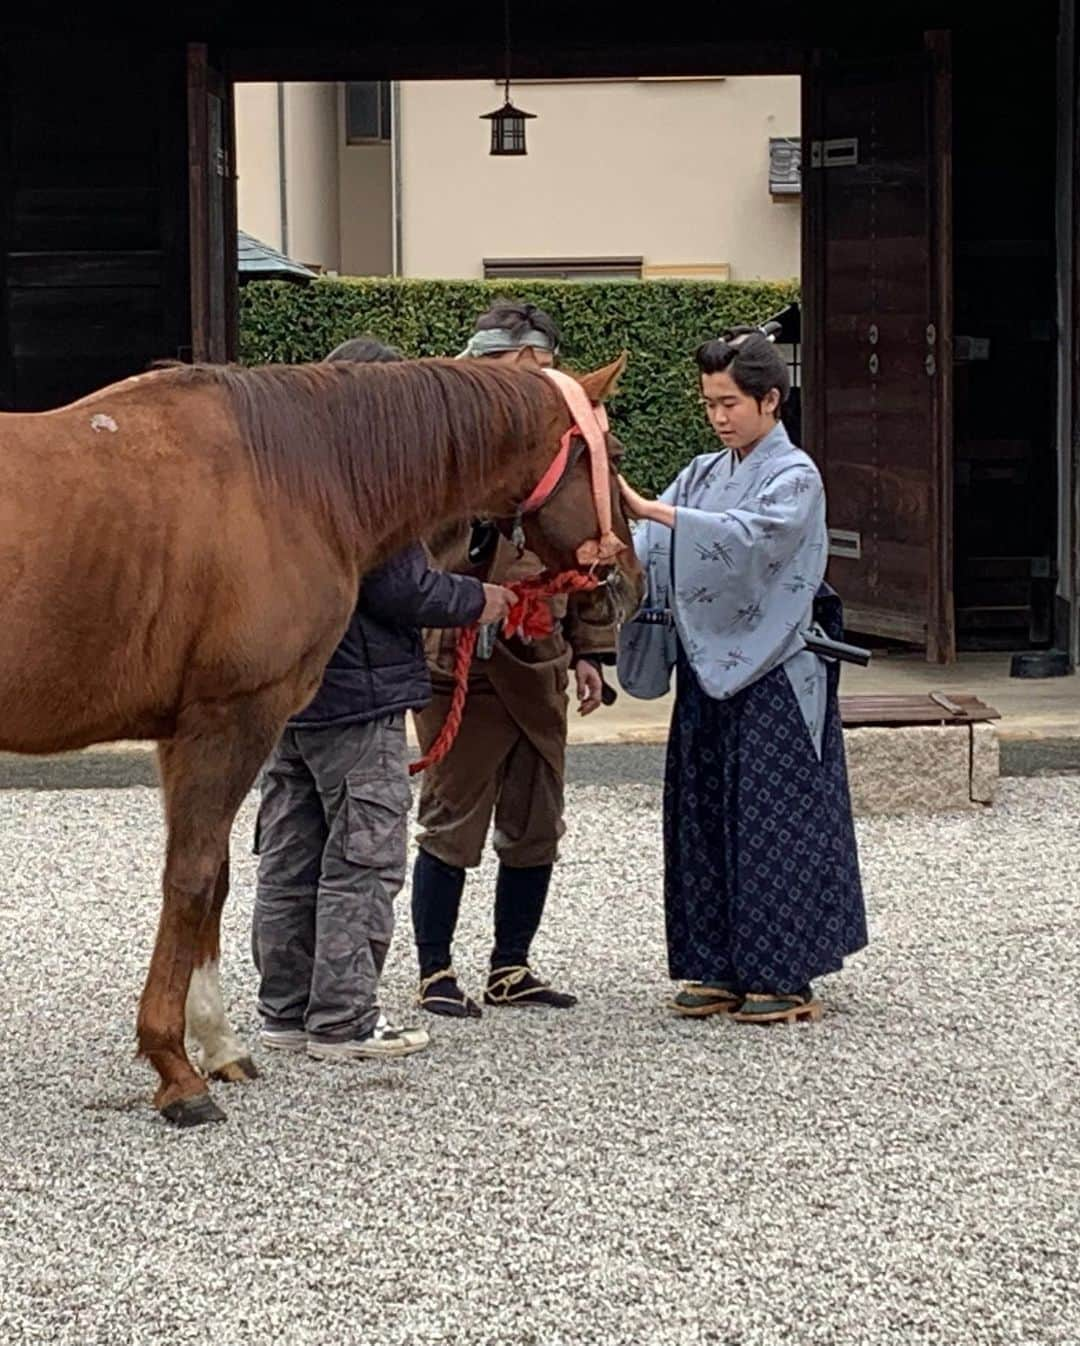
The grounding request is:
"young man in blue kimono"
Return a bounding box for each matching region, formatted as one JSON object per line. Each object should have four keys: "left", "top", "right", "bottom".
{"left": 617, "top": 327, "right": 867, "bottom": 1024}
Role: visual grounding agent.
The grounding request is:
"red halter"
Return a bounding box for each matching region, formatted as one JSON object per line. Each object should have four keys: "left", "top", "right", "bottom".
{"left": 516, "top": 368, "right": 625, "bottom": 568}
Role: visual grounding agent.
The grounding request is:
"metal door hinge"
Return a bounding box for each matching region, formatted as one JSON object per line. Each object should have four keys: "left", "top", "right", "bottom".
{"left": 828, "top": 529, "right": 862, "bottom": 560}
{"left": 819, "top": 137, "right": 858, "bottom": 168}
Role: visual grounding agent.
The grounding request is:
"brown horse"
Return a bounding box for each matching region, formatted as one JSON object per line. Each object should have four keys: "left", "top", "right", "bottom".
{"left": 0, "top": 354, "right": 641, "bottom": 1126}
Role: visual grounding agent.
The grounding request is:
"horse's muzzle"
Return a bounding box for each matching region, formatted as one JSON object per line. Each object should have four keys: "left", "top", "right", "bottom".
{"left": 600, "top": 567, "right": 645, "bottom": 627}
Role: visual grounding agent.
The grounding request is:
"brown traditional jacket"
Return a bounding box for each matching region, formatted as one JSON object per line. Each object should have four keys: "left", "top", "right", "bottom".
{"left": 420, "top": 522, "right": 618, "bottom": 773}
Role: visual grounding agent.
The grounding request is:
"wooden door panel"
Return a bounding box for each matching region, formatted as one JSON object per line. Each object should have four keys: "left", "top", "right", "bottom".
{"left": 804, "top": 36, "right": 953, "bottom": 659}
{"left": 187, "top": 44, "right": 235, "bottom": 364}
{"left": 0, "top": 43, "right": 190, "bottom": 410}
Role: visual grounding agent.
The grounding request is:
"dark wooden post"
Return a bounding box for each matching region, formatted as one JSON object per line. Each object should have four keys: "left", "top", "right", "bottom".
{"left": 187, "top": 43, "right": 236, "bottom": 364}
{"left": 1068, "top": 0, "right": 1080, "bottom": 667}
{"left": 926, "top": 29, "right": 956, "bottom": 664}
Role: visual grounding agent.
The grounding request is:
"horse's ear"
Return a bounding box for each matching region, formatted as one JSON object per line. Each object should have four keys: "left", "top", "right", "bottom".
{"left": 576, "top": 352, "right": 628, "bottom": 403}
{"left": 512, "top": 345, "right": 543, "bottom": 368}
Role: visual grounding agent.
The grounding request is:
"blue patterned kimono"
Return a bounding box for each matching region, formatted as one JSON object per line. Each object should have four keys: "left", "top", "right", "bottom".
{"left": 617, "top": 423, "right": 867, "bottom": 993}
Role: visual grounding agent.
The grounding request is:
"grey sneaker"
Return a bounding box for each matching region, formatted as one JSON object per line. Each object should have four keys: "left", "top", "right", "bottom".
{"left": 260, "top": 1024, "right": 307, "bottom": 1053}
{"left": 376, "top": 1011, "right": 429, "bottom": 1050}
{"left": 307, "top": 1018, "right": 429, "bottom": 1061}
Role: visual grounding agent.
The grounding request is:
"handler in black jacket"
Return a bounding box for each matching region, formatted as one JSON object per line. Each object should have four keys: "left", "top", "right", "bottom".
{"left": 251, "top": 337, "right": 514, "bottom": 1063}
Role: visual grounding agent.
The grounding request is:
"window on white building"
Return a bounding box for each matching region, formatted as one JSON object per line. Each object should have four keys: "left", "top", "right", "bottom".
{"left": 346, "top": 82, "right": 392, "bottom": 144}
{"left": 483, "top": 256, "right": 643, "bottom": 282}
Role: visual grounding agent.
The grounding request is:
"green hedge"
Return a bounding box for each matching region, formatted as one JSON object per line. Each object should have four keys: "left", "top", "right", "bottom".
{"left": 239, "top": 276, "right": 799, "bottom": 496}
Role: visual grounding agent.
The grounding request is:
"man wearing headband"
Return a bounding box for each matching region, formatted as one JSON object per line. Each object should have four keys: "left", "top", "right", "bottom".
{"left": 455, "top": 327, "right": 559, "bottom": 361}
{"left": 409, "top": 300, "right": 617, "bottom": 1019}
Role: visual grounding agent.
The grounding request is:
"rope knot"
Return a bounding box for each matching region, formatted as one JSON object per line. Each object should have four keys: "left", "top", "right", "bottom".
{"left": 409, "top": 569, "right": 600, "bottom": 776}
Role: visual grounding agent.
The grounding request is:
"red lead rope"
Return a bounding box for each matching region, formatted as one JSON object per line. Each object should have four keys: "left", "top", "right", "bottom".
{"left": 409, "top": 570, "right": 600, "bottom": 776}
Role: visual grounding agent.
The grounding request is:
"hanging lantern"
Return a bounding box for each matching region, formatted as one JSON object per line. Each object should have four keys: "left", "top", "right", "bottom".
{"left": 481, "top": 94, "right": 536, "bottom": 156}
{"left": 480, "top": 1, "right": 535, "bottom": 156}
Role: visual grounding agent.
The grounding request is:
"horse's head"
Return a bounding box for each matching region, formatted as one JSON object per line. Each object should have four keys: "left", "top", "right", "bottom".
{"left": 506, "top": 351, "right": 645, "bottom": 623}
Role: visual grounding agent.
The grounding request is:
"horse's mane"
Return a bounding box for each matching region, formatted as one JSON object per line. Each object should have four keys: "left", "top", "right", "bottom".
{"left": 157, "top": 359, "right": 561, "bottom": 541}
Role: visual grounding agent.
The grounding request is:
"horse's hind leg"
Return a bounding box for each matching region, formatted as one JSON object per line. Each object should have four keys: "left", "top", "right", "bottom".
{"left": 184, "top": 848, "right": 259, "bottom": 1085}
{"left": 138, "top": 701, "right": 281, "bottom": 1127}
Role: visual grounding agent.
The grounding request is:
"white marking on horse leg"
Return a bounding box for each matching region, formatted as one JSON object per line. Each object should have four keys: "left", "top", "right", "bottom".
{"left": 185, "top": 960, "right": 249, "bottom": 1075}
{"left": 90, "top": 413, "right": 119, "bottom": 433}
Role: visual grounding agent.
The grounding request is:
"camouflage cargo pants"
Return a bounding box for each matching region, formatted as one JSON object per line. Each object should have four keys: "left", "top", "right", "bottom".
{"left": 251, "top": 714, "right": 411, "bottom": 1041}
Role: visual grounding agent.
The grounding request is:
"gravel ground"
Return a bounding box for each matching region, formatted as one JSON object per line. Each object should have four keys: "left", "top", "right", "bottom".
{"left": 2, "top": 736, "right": 1078, "bottom": 792}
{"left": 0, "top": 779, "right": 1077, "bottom": 1346}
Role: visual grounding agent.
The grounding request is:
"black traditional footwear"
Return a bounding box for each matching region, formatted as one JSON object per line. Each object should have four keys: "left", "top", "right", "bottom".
{"left": 484, "top": 965, "right": 578, "bottom": 1009}
{"left": 417, "top": 967, "right": 482, "bottom": 1019}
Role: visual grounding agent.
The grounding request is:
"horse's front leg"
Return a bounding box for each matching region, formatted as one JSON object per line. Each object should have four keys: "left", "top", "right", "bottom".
{"left": 185, "top": 851, "right": 259, "bottom": 1085}
{"left": 138, "top": 835, "right": 230, "bottom": 1127}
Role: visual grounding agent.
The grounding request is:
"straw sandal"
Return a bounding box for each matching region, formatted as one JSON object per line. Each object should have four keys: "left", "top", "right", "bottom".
{"left": 732, "top": 987, "right": 823, "bottom": 1025}
{"left": 670, "top": 981, "right": 743, "bottom": 1017}
{"left": 484, "top": 965, "right": 577, "bottom": 1009}
{"left": 417, "top": 967, "right": 482, "bottom": 1019}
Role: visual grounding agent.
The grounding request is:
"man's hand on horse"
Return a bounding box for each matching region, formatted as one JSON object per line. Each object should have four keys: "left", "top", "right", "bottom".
{"left": 480, "top": 584, "right": 517, "bottom": 625}
{"left": 575, "top": 660, "right": 604, "bottom": 716}
{"left": 617, "top": 475, "right": 675, "bottom": 529}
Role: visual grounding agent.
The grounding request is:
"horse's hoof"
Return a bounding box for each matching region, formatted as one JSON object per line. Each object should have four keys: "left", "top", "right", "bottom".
{"left": 210, "top": 1056, "right": 259, "bottom": 1084}
{"left": 161, "top": 1093, "right": 227, "bottom": 1128}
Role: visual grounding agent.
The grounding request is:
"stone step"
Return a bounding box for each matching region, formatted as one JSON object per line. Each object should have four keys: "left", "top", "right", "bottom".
{"left": 845, "top": 720, "right": 998, "bottom": 815}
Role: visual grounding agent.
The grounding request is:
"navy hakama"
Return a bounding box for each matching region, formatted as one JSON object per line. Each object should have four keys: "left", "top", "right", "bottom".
{"left": 663, "top": 646, "right": 866, "bottom": 994}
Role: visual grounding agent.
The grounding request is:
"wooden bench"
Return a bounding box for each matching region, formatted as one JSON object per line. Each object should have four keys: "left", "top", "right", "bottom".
{"left": 838, "top": 693, "right": 1001, "bottom": 816}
